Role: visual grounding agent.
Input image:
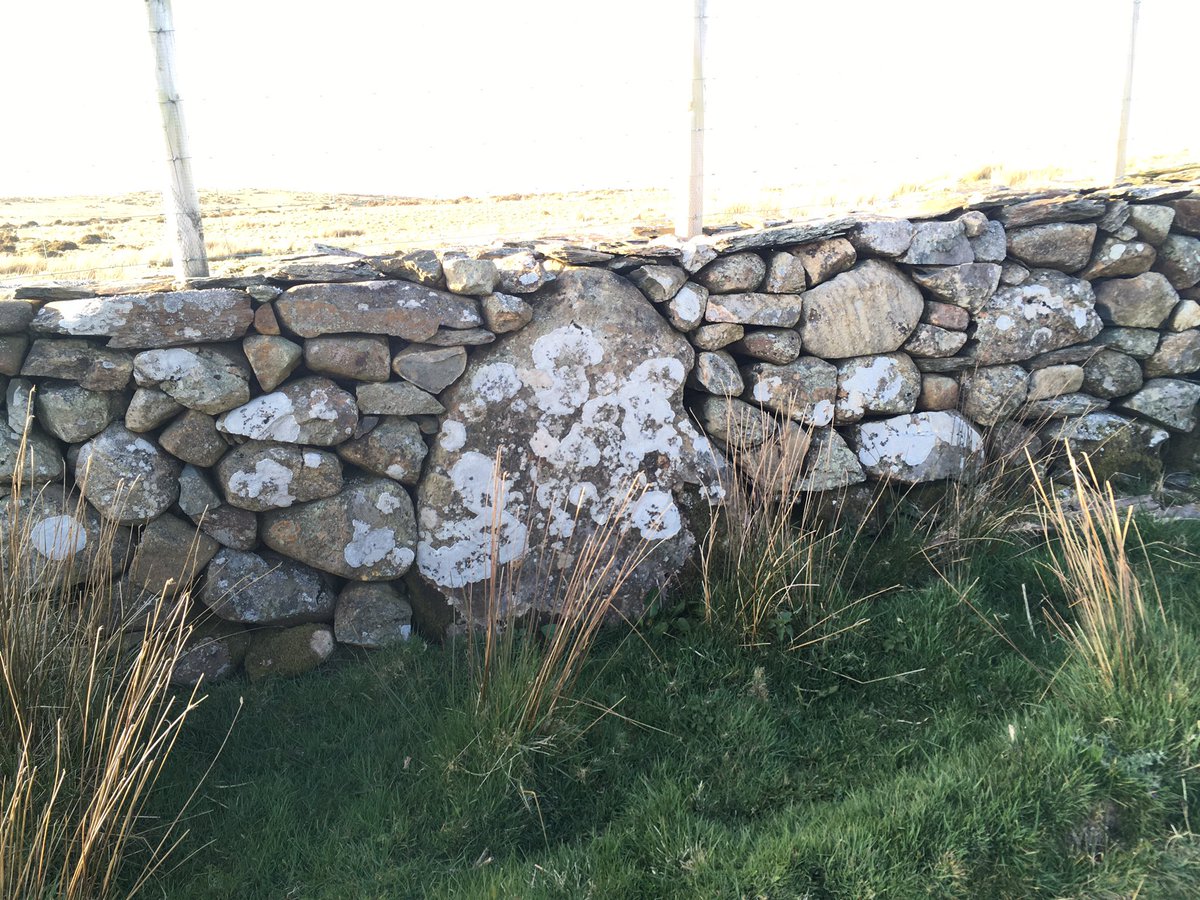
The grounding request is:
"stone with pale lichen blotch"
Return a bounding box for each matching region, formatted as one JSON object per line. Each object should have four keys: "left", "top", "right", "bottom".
{"left": 262, "top": 475, "right": 417, "bottom": 580}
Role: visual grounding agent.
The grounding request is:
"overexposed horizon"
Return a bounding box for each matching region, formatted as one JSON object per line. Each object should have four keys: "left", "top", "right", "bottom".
{"left": 3, "top": 0, "right": 1197, "bottom": 206}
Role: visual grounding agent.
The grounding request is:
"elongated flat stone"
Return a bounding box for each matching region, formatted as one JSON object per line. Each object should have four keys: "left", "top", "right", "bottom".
{"left": 30, "top": 289, "right": 253, "bottom": 348}
{"left": 275, "top": 280, "right": 480, "bottom": 340}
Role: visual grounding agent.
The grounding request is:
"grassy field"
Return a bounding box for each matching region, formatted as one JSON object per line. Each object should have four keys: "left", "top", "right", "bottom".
{"left": 4, "top": 153, "right": 1195, "bottom": 285}
{"left": 135, "top": 509, "right": 1200, "bottom": 898}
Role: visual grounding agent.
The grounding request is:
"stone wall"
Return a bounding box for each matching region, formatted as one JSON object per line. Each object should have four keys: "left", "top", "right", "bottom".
{"left": 3, "top": 183, "right": 1199, "bottom": 683}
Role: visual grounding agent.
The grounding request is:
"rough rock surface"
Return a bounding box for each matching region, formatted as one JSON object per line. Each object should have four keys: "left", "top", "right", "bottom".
{"left": 0, "top": 425, "right": 63, "bottom": 488}
{"left": 127, "top": 513, "right": 219, "bottom": 595}
{"left": 133, "top": 347, "right": 250, "bottom": 414}
{"left": 763, "top": 253, "right": 807, "bottom": 293}
{"left": 664, "top": 283, "right": 709, "bottom": 331}
{"left": 730, "top": 329, "right": 803, "bottom": 364}
{"left": 76, "top": 424, "right": 180, "bottom": 524}
{"left": 481, "top": 293, "right": 534, "bottom": 334}
{"left": 356, "top": 382, "right": 445, "bottom": 416}
{"left": 851, "top": 411, "right": 984, "bottom": 484}
{"left": 245, "top": 624, "right": 335, "bottom": 680}
{"left": 171, "top": 619, "right": 249, "bottom": 686}
{"left": 262, "top": 475, "right": 417, "bottom": 580}
{"left": 792, "top": 238, "right": 856, "bottom": 285}
{"left": 243, "top": 335, "right": 302, "bottom": 392}
{"left": 275, "top": 281, "right": 480, "bottom": 340}
{"left": 695, "top": 253, "right": 766, "bottom": 293}
{"left": 303, "top": 335, "right": 391, "bottom": 382}
{"left": 796, "top": 428, "right": 865, "bottom": 490}
{"left": 1092, "top": 273, "right": 1179, "bottom": 328}
{"left": 21, "top": 339, "right": 132, "bottom": 390}
{"left": 416, "top": 268, "right": 720, "bottom": 620}
{"left": 902, "top": 323, "right": 967, "bottom": 358}
{"left": 1042, "top": 412, "right": 1169, "bottom": 483}
{"left": 1080, "top": 237, "right": 1156, "bottom": 280}
{"left": 36, "top": 384, "right": 122, "bottom": 443}
{"left": 740, "top": 356, "right": 837, "bottom": 425}
{"left": 834, "top": 353, "right": 920, "bottom": 424}
{"left": 799, "top": 260, "right": 923, "bottom": 358}
{"left": 705, "top": 293, "right": 803, "bottom": 327}
{"left": 849, "top": 219, "right": 914, "bottom": 258}
{"left": 392, "top": 345, "right": 467, "bottom": 394}
{"left": 202, "top": 548, "right": 336, "bottom": 625}
{"left": 630, "top": 265, "right": 687, "bottom": 302}
{"left": 972, "top": 270, "right": 1103, "bottom": 364}
{"left": 1115, "top": 379, "right": 1200, "bottom": 431}
{"left": 334, "top": 582, "right": 413, "bottom": 648}
{"left": 689, "top": 351, "right": 744, "bottom": 395}
{"left": 693, "top": 396, "right": 772, "bottom": 449}
{"left": 1127, "top": 205, "right": 1176, "bottom": 244}
{"left": 1007, "top": 224, "right": 1097, "bottom": 272}
{"left": 217, "top": 377, "right": 358, "bottom": 445}
{"left": 0, "top": 487, "right": 121, "bottom": 587}
{"left": 126, "top": 388, "right": 182, "bottom": 432}
{"left": 216, "top": 441, "right": 343, "bottom": 511}
{"left": 900, "top": 221, "right": 973, "bottom": 265}
{"left": 1027, "top": 364, "right": 1085, "bottom": 401}
{"left": 1144, "top": 330, "right": 1200, "bottom": 377}
{"left": 910, "top": 263, "right": 1001, "bottom": 312}
{"left": 961, "top": 365, "right": 1030, "bottom": 426}
{"left": 336, "top": 417, "right": 428, "bottom": 484}
{"left": 1082, "top": 349, "right": 1144, "bottom": 398}
{"left": 30, "top": 289, "right": 253, "bottom": 348}
{"left": 159, "top": 410, "right": 229, "bottom": 467}
{"left": 442, "top": 257, "right": 498, "bottom": 296}
{"left": 1155, "top": 235, "right": 1200, "bottom": 289}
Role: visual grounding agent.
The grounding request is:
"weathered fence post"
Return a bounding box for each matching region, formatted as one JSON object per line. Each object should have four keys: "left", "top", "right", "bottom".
{"left": 675, "top": 0, "right": 706, "bottom": 239}
{"left": 1114, "top": 0, "right": 1141, "bottom": 181}
{"left": 145, "top": 0, "right": 208, "bottom": 279}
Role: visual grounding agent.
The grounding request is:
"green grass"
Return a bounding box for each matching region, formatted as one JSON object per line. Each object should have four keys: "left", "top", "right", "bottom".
{"left": 138, "top": 520, "right": 1200, "bottom": 898}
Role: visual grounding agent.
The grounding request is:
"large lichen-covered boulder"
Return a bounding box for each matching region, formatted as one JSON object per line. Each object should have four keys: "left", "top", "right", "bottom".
{"left": 416, "top": 267, "right": 721, "bottom": 621}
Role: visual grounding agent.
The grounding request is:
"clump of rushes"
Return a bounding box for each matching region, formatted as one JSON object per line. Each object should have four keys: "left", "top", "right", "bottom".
{"left": 698, "top": 401, "right": 875, "bottom": 649}
{"left": 0, "top": 421, "right": 208, "bottom": 900}
{"left": 1032, "top": 447, "right": 1165, "bottom": 692}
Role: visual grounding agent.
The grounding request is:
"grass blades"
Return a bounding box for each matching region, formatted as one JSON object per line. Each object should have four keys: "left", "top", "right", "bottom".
{"left": 0, "top": 437, "right": 206, "bottom": 899}
{"left": 1033, "top": 448, "right": 1167, "bottom": 693}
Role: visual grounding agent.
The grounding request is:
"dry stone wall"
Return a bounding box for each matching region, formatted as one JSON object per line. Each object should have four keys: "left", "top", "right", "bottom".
{"left": 3, "top": 183, "right": 1200, "bottom": 683}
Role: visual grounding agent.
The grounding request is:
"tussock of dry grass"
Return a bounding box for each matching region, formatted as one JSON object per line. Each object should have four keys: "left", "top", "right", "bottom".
{"left": 1033, "top": 449, "right": 1166, "bottom": 692}
{"left": 0, "top": 438, "right": 208, "bottom": 899}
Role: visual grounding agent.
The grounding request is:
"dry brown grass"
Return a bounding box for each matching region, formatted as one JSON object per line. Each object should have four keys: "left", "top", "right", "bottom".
{"left": 698, "top": 407, "right": 876, "bottom": 650}
{"left": 1033, "top": 449, "right": 1166, "bottom": 692}
{"left": 0, "top": 439, "right": 207, "bottom": 898}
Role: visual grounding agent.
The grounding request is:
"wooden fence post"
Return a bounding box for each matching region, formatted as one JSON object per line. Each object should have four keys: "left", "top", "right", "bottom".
{"left": 1114, "top": 0, "right": 1141, "bottom": 181}
{"left": 675, "top": 0, "right": 706, "bottom": 239}
{"left": 145, "top": 0, "right": 208, "bottom": 278}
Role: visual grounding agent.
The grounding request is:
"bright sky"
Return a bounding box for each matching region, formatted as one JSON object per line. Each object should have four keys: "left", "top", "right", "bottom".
{"left": 1, "top": 0, "right": 1196, "bottom": 200}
